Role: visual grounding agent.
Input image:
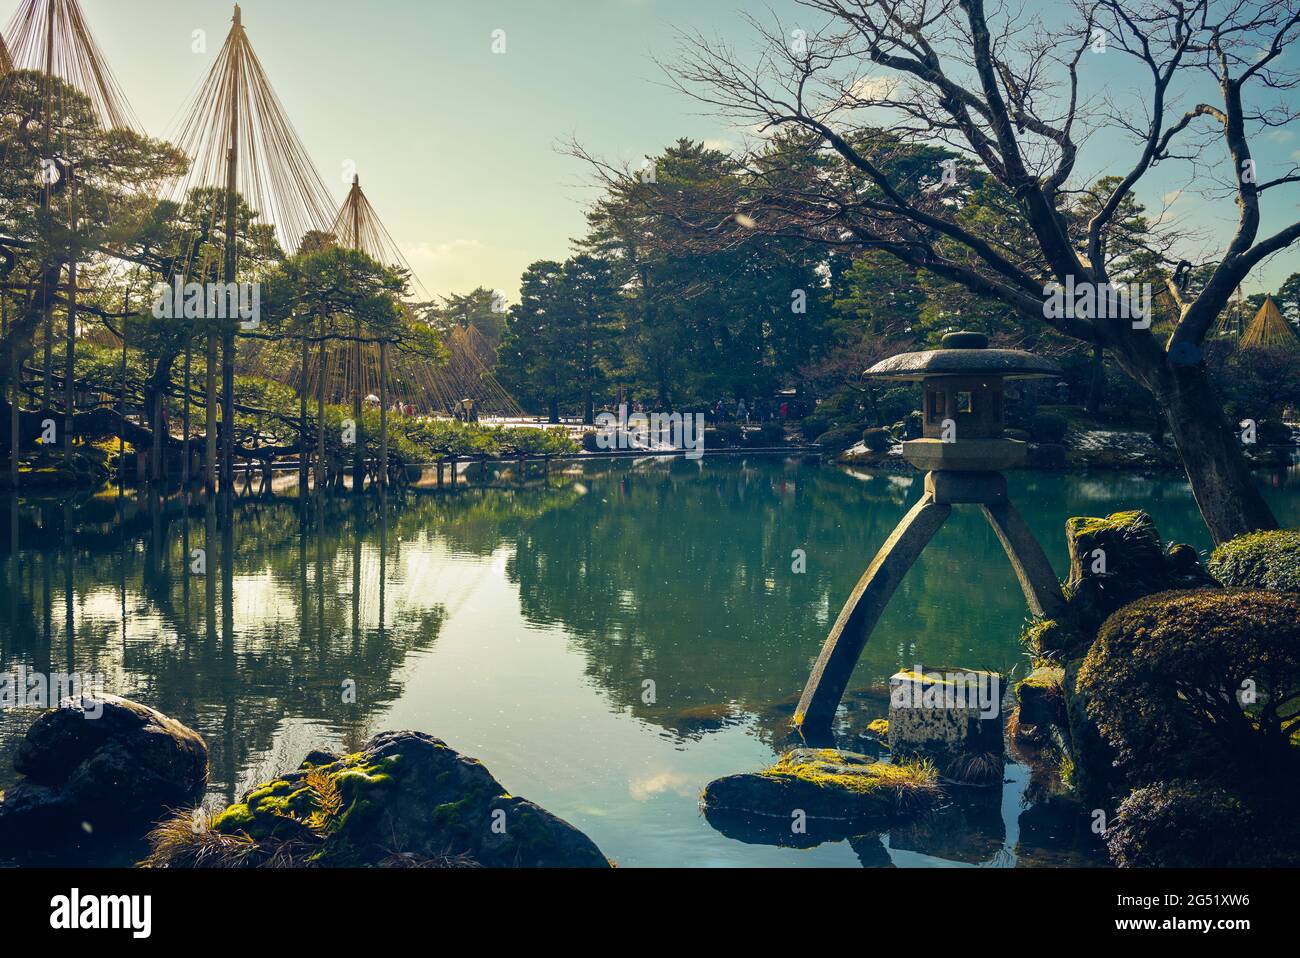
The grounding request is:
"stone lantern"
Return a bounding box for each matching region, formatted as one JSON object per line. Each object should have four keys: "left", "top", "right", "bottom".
{"left": 795, "top": 332, "right": 1068, "bottom": 738}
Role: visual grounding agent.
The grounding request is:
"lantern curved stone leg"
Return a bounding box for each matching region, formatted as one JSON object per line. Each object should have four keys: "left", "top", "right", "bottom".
{"left": 794, "top": 493, "right": 951, "bottom": 740}
{"left": 980, "top": 500, "right": 1068, "bottom": 620}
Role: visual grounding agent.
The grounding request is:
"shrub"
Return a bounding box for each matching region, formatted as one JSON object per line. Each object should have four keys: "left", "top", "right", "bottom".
{"left": 1029, "top": 411, "right": 1069, "bottom": 444}
{"left": 861, "top": 427, "right": 891, "bottom": 453}
{"left": 815, "top": 425, "right": 864, "bottom": 451}
{"left": 874, "top": 385, "right": 922, "bottom": 426}
{"left": 1106, "top": 780, "right": 1263, "bottom": 868}
{"left": 1078, "top": 589, "right": 1300, "bottom": 785}
{"left": 1209, "top": 529, "right": 1300, "bottom": 593}
{"left": 757, "top": 422, "right": 785, "bottom": 446}
{"left": 581, "top": 430, "right": 601, "bottom": 453}
{"left": 904, "top": 410, "right": 924, "bottom": 439}
{"left": 712, "top": 423, "right": 745, "bottom": 447}
{"left": 800, "top": 415, "right": 830, "bottom": 440}
{"left": 497, "top": 427, "right": 578, "bottom": 457}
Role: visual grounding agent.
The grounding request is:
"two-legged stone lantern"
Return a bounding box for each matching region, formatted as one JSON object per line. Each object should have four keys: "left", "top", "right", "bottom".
{"left": 795, "top": 332, "right": 1068, "bottom": 738}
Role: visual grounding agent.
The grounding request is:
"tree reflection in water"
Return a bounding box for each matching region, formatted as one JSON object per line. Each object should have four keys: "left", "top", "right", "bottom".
{"left": 0, "top": 458, "right": 1294, "bottom": 867}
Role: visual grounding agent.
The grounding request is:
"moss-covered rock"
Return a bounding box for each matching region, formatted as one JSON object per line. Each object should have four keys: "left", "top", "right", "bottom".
{"left": 1016, "top": 666, "right": 1066, "bottom": 731}
{"left": 701, "top": 748, "right": 939, "bottom": 824}
{"left": 1208, "top": 529, "right": 1300, "bottom": 593}
{"left": 1060, "top": 657, "right": 1123, "bottom": 803}
{"left": 1064, "top": 510, "right": 1217, "bottom": 634}
{"left": 1105, "top": 780, "right": 1297, "bottom": 867}
{"left": 886, "top": 668, "right": 1005, "bottom": 784}
{"left": 1079, "top": 589, "right": 1300, "bottom": 787}
{"left": 145, "top": 731, "right": 608, "bottom": 868}
{"left": 865, "top": 718, "right": 890, "bottom": 742}
{"left": 0, "top": 695, "right": 208, "bottom": 851}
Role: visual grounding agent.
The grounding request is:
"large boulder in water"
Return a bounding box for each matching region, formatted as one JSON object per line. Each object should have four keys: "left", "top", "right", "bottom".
{"left": 0, "top": 695, "right": 208, "bottom": 847}
{"left": 146, "top": 731, "right": 609, "bottom": 868}
{"left": 702, "top": 748, "right": 940, "bottom": 828}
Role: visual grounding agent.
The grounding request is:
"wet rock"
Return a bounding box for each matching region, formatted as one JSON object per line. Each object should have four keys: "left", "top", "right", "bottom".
{"left": 887, "top": 668, "right": 1005, "bottom": 784}
{"left": 0, "top": 695, "right": 207, "bottom": 848}
{"left": 146, "top": 731, "right": 608, "bottom": 868}
{"left": 701, "top": 748, "right": 940, "bottom": 826}
{"left": 1015, "top": 666, "right": 1066, "bottom": 731}
{"left": 1061, "top": 657, "right": 1122, "bottom": 804}
{"left": 1064, "top": 510, "right": 1216, "bottom": 634}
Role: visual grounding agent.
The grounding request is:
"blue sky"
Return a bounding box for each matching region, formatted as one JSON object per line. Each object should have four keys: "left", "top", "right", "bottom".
{"left": 5, "top": 0, "right": 1298, "bottom": 302}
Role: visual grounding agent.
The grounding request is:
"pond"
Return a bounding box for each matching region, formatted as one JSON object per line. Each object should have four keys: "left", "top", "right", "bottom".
{"left": 2, "top": 457, "right": 1298, "bottom": 867}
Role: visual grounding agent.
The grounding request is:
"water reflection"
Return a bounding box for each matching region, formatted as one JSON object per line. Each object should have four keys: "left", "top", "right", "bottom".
{"left": 0, "top": 457, "right": 1295, "bottom": 867}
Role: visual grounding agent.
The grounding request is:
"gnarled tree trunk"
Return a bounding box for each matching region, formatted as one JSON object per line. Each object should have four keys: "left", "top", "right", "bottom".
{"left": 1153, "top": 362, "right": 1277, "bottom": 545}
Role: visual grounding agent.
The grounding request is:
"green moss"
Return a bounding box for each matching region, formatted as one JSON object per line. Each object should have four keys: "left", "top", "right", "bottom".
{"left": 212, "top": 803, "right": 254, "bottom": 832}
{"left": 1208, "top": 529, "right": 1300, "bottom": 593}
{"left": 1104, "top": 780, "right": 1293, "bottom": 867}
{"left": 1065, "top": 511, "right": 1145, "bottom": 543}
{"left": 210, "top": 752, "right": 402, "bottom": 851}
{"left": 1017, "top": 668, "right": 1063, "bottom": 692}
{"left": 432, "top": 795, "right": 478, "bottom": 832}
{"left": 758, "top": 749, "right": 935, "bottom": 796}
{"left": 1020, "top": 617, "right": 1085, "bottom": 662}
{"left": 1058, "top": 754, "right": 1076, "bottom": 791}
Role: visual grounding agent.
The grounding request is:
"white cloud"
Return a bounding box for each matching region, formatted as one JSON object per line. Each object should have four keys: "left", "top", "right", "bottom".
{"left": 847, "top": 75, "right": 900, "bottom": 103}
{"left": 628, "top": 770, "right": 696, "bottom": 801}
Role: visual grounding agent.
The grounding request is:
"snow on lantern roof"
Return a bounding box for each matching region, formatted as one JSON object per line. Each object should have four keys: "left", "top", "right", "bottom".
{"left": 864, "top": 332, "right": 1061, "bottom": 382}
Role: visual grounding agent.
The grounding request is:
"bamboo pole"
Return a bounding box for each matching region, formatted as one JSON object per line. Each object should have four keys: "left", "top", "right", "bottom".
{"left": 151, "top": 388, "right": 162, "bottom": 483}
{"left": 350, "top": 180, "right": 363, "bottom": 494}
{"left": 379, "top": 339, "right": 388, "bottom": 489}
{"left": 5, "top": 298, "right": 16, "bottom": 490}
{"left": 221, "top": 177, "right": 238, "bottom": 490}
{"left": 182, "top": 341, "right": 191, "bottom": 486}
{"left": 353, "top": 320, "right": 363, "bottom": 493}
{"left": 316, "top": 314, "right": 326, "bottom": 494}
{"left": 218, "top": 6, "right": 242, "bottom": 495}
{"left": 64, "top": 167, "right": 77, "bottom": 464}
{"left": 205, "top": 333, "right": 216, "bottom": 491}
{"left": 118, "top": 293, "right": 127, "bottom": 489}
{"left": 299, "top": 335, "right": 309, "bottom": 495}
{"left": 40, "top": 0, "right": 53, "bottom": 421}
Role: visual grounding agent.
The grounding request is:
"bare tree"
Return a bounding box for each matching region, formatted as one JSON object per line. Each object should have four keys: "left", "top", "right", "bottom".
{"left": 657, "top": 0, "right": 1300, "bottom": 543}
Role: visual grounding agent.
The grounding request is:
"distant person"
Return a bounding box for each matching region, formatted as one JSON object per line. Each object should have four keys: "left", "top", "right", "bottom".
{"left": 737, "top": 399, "right": 749, "bottom": 424}
{"left": 779, "top": 401, "right": 789, "bottom": 420}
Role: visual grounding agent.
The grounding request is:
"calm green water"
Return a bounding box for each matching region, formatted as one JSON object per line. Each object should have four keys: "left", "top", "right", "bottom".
{"left": 1, "top": 457, "right": 1297, "bottom": 867}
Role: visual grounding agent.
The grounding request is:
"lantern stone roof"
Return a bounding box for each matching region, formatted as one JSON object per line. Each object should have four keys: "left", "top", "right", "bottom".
{"left": 864, "top": 332, "right": 1061, "bottom": 382}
